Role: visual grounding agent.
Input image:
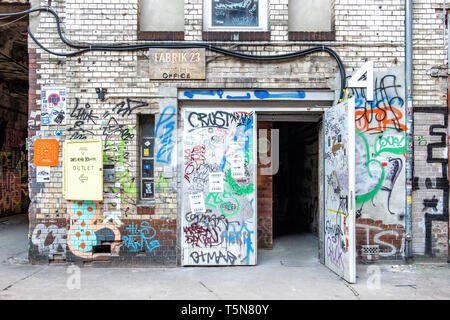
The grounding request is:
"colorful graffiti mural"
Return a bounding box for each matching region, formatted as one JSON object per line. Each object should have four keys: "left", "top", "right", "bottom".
{"left": 348, "top": 66, "right": 406, "bottom": 226}
{"left": 67, "top": 200, "right": 121, "bottom": 259}
{"left": 347, "top": 65, "right": 407, "bottom": 259}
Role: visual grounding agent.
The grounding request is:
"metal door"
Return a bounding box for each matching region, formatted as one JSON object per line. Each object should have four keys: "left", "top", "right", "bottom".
{"left": 323, "top": 98, "right": 356, "bottom": 283}
{"left": 181, "top": 108, "right": 257, "bottom": 266}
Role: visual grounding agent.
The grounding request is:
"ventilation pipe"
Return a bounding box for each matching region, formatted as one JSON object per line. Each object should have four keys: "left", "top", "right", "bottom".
{"left": 405, "top": 0, "right": 413, "bottom": 261}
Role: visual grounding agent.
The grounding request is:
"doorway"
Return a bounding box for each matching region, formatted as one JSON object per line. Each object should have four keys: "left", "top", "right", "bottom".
{"left": 273, "top": 121, "right": 319, "bottom": 237}
{"left": 257, "top": 118, "right": 321, "bottom": 265}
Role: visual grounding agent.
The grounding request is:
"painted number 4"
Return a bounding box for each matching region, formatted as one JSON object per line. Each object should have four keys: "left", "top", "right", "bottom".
{"left": 348, "top": 61, "right": 374, "bottom": 101}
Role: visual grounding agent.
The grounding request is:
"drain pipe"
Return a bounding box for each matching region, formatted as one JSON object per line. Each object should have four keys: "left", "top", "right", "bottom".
{"left": 405, "top": 0, "right": 414, "bottom": 262}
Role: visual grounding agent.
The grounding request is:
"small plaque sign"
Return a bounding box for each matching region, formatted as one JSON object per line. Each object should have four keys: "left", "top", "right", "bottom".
{"left": 149, "top": 48, "right": 206, "bottom": 80}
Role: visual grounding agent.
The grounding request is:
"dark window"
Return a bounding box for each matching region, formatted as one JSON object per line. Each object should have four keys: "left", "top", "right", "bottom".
{"left": 204, "top": 0, "right": 268, "bottom": 31}
{"left": 140, "top": 115, "right": 155, "bottom": 201}
{"left": 212, "top": 0, "right": 259, "bottom": 27}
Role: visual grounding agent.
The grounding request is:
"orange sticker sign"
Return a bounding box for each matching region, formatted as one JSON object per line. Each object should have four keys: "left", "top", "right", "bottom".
{"left": 34, "top": 139, "right": 59, "bottom": 167}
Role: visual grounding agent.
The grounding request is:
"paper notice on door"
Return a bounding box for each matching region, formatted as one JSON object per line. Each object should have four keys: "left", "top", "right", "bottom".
{"left": 209, "top": 172, "right": 224, "bottom": 193}
{"left": 189, "top": 192, "right": 206, "bottom": 214}
{"left": 230, "top": 154, "right": 245, "bottom": 179}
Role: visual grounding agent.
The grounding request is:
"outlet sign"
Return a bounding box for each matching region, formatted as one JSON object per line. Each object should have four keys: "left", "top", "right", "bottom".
{"left": 63, "top": 139, "right": 103, "bottom": 200}
{"left": 149, "top": 48, "right": 206, "bottom": 80}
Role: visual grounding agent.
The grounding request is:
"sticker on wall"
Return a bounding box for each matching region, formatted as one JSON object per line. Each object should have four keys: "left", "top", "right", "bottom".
{"left": 34, "top": 138, "right": 59, "bottom": 167}
{"left": 41, "top": 114, "right": 50, "bottom": 125}
{"left": 142, "top": 138, "right": 154, "bottom": 156}
{"left": 41, "top": 86, "right": 67, "bottom": 125}
{"left": 189, "top": 192, "right": 206, "bottom": 214}
{"left": 104, "top": 192, "right": 121, "bottom": 211}
{"left": 36, "top": 166, "right": 51, "bottom": 183}
{"left": 163, "top": 165, "right": 173, "bottom": 178}
{"left": 209, "top": 172, "right": 224, "bottom": 193}
{"left": 103, "top": 165, "right": 115, "bottom": 183}
{"left": 142, "top": 180, "right": 154, "bottom": 198}
{"left": 142, "top": 159, "right": 154, "bottom": 178}
{"left": 103, "top": 211, "right": 122, "bottom": 226}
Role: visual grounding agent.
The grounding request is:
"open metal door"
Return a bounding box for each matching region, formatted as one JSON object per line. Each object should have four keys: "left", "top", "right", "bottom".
{"left": 323, "top": 97, "right": 356, "bottom": 283}
{"left": 181, "top": 108, "right": 257, "bottom": 266}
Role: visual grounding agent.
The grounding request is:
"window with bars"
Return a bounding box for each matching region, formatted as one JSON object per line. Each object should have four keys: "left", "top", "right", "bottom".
{"left": 139, "top": 115, "right": 155, "bottom": 201}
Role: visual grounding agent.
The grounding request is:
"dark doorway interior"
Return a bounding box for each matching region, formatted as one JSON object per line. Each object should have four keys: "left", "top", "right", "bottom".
{"left": 272, "top": 121, "right": 319, "bottom": 238}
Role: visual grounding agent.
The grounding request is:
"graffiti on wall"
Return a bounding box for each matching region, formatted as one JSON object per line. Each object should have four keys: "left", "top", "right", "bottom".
{"left": 347, "top": 66, "right": 406, "bottom": 226}
{"left": 102, "top": 98, "right": 148, "bottom": 203}
{"left": 155, "top": 105, "right": 176, "bottom": 165}
{"left": 412, "top": 107, "right": 448, "bottom": 256}
{"left": 122, "top": 221, "right": 160, "bottom": 252}
{"left": 181, "top": 108, "right": 256, "bottom": 265}
{"left": 346, "top": 66, "right": 407, "bottom": 259}
{"left": 356, "top": 218, "right": 405, "bottom": 258}
{"left": 182, "top": 89, "right": 307, "bottom": 101}
{"left": 103, "top": 136, "right": 137, "bottom": 203}
{"left": 31, "top": 221, "right": 67, "bottom": 259}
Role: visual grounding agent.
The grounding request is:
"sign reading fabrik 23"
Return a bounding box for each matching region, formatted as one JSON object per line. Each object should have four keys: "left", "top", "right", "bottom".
{"left": 149, "top": 48, "right": 206, "bottom": 80}
{"left": 63, "top": 139, "right": 103, "bottom": 200}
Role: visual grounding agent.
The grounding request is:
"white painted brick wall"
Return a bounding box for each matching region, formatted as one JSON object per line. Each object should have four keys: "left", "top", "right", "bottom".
{"left": 28, "top": 0, "right": 448, "bottom": 258}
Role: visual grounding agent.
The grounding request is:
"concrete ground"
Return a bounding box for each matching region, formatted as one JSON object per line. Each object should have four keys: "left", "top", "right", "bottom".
{"left": 0, "top": 214, "right": 449, "bottom": 300}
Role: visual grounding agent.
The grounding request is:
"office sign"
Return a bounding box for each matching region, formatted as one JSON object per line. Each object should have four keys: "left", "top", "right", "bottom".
{"left": 149, "top": 48, "right": 206, "bottom": 80}
{"left": 63, "top": 139, "right": 103, "bottom": 200}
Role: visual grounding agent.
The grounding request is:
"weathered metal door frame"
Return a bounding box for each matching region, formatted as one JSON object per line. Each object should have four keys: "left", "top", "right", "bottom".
{"left": 177, "top": 89, "right": 344, "bottom": 269}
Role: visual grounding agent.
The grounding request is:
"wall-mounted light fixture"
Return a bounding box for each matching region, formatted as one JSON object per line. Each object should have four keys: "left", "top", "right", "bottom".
{"left": 95, "top": 88, "right": 107, "bottom": 100}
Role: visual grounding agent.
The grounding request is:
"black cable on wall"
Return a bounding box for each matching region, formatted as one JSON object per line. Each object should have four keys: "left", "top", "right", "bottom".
{"left": 1, "top": 7, "right": 347, "bottom": 100}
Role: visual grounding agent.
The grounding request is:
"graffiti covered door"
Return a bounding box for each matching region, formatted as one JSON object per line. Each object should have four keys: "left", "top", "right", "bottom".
{"left": 181, "top": 108, "right": 257, "bottom": 266}
{"left": 323, "top": 98, "right": 356, "bottom": 283}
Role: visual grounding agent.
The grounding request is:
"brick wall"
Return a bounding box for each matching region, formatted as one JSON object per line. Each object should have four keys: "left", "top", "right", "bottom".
{"left": 356, "top": 218, "right": 405, "bottom": 261}
{"left": 257, "top": 121, "right": 273, "bottom": 250}
{"left": 26, "top": 0, "right": 448, "bottom": 264}
{"left": 27, "top": 47, "right": 41, "bottom": 224}
{"left": 409, "top": 1, "right": 448, "bottom": 260}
